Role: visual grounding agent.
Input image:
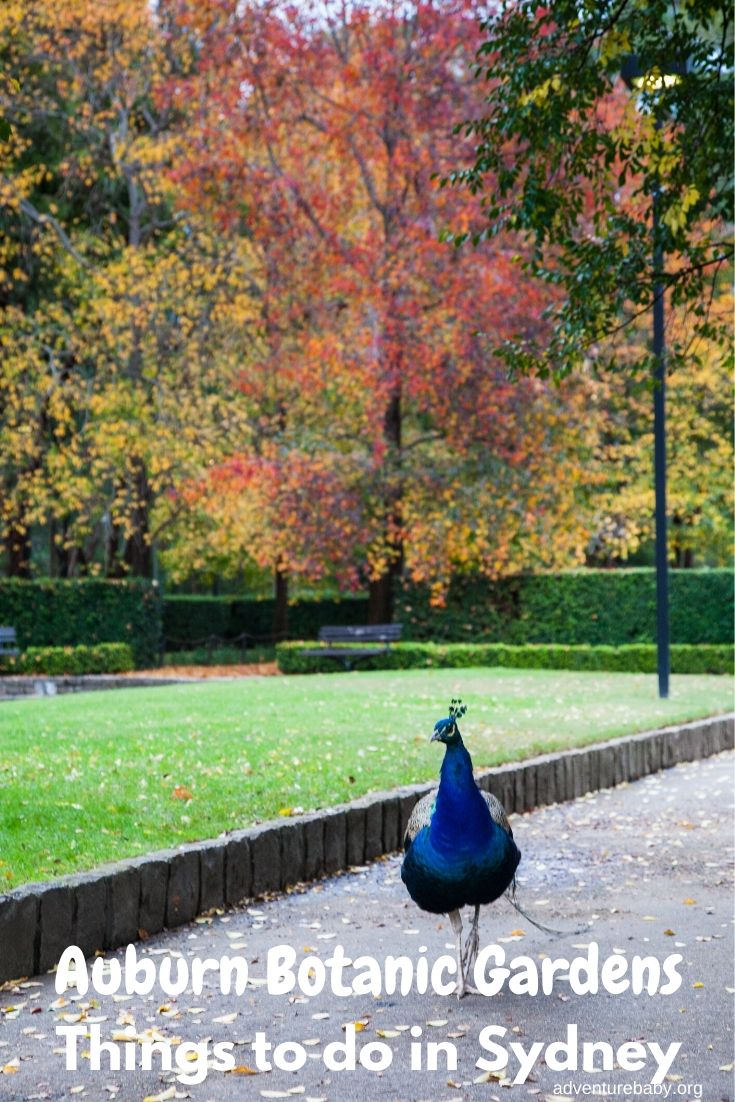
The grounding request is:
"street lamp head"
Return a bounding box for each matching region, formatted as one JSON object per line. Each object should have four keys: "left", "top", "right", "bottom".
{"left": 620, "top": 54, "right": 687, "bottom": 93}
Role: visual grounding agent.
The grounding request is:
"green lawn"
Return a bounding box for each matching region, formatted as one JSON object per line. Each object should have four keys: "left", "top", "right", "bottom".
{"left": 0, "top": 668, "right": 731, "bottom": 889}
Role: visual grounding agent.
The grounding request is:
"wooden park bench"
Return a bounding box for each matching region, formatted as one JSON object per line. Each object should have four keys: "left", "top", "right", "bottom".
{"left": 0, "top": 627, "right": 19, "bottom": 663}
{"left": 301, "top": 623, "right": 402, "bottom": 671}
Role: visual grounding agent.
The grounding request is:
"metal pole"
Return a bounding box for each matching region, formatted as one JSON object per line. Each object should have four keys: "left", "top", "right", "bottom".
{"left": 652, "top": 179, "right": 670, "bottom": 698}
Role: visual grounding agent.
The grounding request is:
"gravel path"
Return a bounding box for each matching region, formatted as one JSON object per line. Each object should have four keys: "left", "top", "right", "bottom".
{"left": 1, "top": 753, "right": 732, "bottom": 1102}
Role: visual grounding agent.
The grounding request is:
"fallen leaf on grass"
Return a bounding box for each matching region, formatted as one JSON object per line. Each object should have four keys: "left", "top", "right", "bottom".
{"left": 172, "top": 786, "right": 193, "bottom": 802}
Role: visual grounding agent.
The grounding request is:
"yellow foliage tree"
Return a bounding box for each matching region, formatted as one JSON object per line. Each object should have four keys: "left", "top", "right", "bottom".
{"left": 587, "top": 290, "right": 733, "bottom": 567}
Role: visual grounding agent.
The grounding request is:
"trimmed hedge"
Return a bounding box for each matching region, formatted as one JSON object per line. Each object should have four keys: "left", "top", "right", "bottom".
{"left": 1, "top": 642, "right": 134, "bottom": 675}
{"left": 164, "top": 645, "right": 275, "bottom": 667}
{"left": 163, "top": 594, "right": 370, "bottom": 649}
{"left": 0, "top": 579, "right": 161, "bottom": 667}
{"left": 397, "top": 569, "right": 734, "bottom": 645}
{"left": 276, "top": 640, "right": 734, "bottom": 676}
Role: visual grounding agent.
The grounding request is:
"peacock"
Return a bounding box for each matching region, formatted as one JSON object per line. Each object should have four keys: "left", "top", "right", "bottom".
{"left": 401, "top": 699, "right": 521, "bottom": 998}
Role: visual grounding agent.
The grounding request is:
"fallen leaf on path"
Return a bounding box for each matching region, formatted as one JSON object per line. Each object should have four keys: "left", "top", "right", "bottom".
{"left": 143, "top": 1089, "right": 177, "bottom": 1102}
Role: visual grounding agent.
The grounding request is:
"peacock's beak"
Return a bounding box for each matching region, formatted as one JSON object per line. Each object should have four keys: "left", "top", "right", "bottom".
{"left": 430, "top": 727, "right": 442, "bottom": 742}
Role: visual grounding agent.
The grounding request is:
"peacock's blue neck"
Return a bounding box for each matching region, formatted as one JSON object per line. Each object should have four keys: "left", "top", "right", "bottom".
{"left": 430, "top": 736, "right": 493, "bottom": 854}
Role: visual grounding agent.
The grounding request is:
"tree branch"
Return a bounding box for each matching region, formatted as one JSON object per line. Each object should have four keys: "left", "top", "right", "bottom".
{"left": 9, "top": 186, "right": 91, "bottom": 269}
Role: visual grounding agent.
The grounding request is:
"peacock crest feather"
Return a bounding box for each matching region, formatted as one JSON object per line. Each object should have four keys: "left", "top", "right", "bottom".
{"left": 448, "top": 698, "right": 467, "bottom": 720}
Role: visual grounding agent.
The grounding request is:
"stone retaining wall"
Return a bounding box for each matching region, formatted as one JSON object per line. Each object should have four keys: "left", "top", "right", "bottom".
{"left": 0, "top": 675, "right": 194, "bottom": 700}
{"left": 1, "top": 713, "right": 732, "bottom": 984}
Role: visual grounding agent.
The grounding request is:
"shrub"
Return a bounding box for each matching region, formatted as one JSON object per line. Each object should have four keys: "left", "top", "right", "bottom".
{"left": 276, "top": 640, "right": 734, "bottom": 676}
{"left": 163, "top": 596, "right": 232, "bottom": 648}
{"left": 0, "top": 579, "right": 161, "bottom": 667}
{"left": 163, "top": 645, "right": 275, "bottom": 667}
{"left": 397, "top": 569, "right": 734, "bottom": 645}
{"left": 163, "top": 594, "right": 370, "bottom": 649}
{"left": 1, "top": 642, "right": 135, "bottom": 676}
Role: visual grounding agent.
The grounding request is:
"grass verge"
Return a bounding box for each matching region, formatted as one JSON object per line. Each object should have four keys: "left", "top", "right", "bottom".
{"left": 0, "top": 667, "right": 731, "bottom": 889}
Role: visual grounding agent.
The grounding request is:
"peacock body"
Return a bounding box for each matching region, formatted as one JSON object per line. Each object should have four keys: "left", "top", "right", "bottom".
{"left": 401, "top": 700, "right": 521, "bottom": 995}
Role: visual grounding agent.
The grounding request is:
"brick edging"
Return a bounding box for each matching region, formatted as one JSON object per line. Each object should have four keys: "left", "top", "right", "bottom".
{"left": 1, "top": 713, "right": 732, "bottom": 984}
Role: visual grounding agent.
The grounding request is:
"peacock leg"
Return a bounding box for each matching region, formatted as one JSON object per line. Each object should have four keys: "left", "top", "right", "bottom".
{"left": 462, "top": 904, "right": 481, "bottom": 979}
{"left": 448, "top": 909, "right": 466, "bottom": 998}
{"left": 449, "top": 909, "right": 479, "bottom": 998}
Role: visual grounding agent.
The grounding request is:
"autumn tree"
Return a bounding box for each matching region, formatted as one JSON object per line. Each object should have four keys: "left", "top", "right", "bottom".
{"left": 587, "top": 290, "right": 733, "bottom": 567}
{"left": 0, "top": 0, "right": 257, "bottom": 577}
{"left": 167, "top": 0, "right": 600, "bottom": 618}
{"left": 452, "top": 0, "right": 733, "bottom": 377}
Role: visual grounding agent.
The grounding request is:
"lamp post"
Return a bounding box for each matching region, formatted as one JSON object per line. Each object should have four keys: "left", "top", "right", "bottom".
{"left": 620, "top": 56, "right": 685, "bottom": 700}
{"left": 650, "top": 173, "right": 669, "bottom": 699}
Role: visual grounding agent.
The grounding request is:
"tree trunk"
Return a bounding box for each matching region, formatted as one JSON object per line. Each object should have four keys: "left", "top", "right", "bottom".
{"left": 368, "top": 572, "right": 396, "bottom": 624}
{"left": 122, "top": 458, "right": 153, "bottom": 577}
{"left": 5, "top": 515, "right": 31, "bottom": 578}
{"left": 105, "top": 519, "right": 121, "bottom": 578}
{"left": 368, "top": 385, "right": 403, "bottom": 623}
{"left": 273, "top": 563, "right": 289, "bottom": 641}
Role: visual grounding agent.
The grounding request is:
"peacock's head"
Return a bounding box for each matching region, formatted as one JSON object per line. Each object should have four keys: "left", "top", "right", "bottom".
{"left": 430, "top": 698, "right": 467, "bottom": 744}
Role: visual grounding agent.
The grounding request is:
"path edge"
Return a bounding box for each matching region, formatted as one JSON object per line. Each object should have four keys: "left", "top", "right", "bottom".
{"left": 1, "top": 712, "right": 732, "bottom": 984}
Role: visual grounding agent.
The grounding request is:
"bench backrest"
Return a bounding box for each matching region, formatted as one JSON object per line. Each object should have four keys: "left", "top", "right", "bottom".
{"left": 317, "top": 623, "right": 402, "bottom": 644}
{"left": 0, "top": 626, "right": 18, "bottom": 651}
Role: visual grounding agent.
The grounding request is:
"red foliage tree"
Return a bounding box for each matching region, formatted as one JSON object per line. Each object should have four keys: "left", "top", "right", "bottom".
{"left": 168, "top": 0, "right": 596, "bottom": 618}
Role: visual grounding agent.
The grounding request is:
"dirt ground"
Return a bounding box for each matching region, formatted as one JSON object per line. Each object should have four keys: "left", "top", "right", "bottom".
{"left": 132, "top": 662, "right": 281, "bottom": 678}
